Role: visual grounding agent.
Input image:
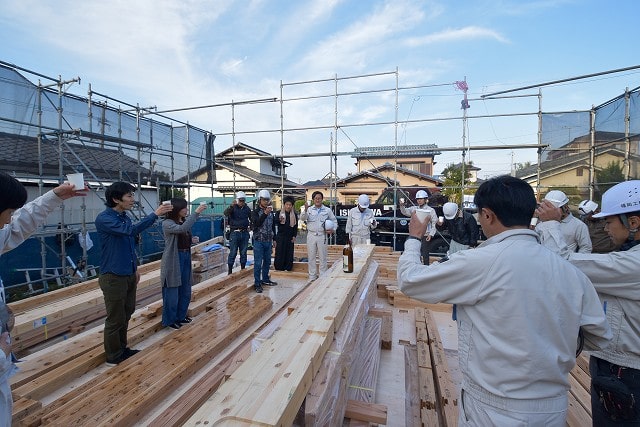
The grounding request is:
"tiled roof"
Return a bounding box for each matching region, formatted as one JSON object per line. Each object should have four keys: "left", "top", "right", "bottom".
{"left": 0, "top": 132, "right": 149, "bottom": 182}
{"left": 216, "top": 142, "right": 292, "bottom": 166}
{"left": 352, "top": 144, "right": 441, "bottom": 158}
{"left": 181, "top": 160, "right": 302, "bottom": 190}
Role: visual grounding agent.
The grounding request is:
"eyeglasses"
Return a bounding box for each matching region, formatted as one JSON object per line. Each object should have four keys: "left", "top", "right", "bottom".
{"left": 238, "top": 199, "right": 245, "bottom": 202}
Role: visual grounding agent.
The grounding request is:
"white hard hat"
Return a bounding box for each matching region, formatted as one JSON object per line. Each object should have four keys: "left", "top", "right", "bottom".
{"left": 357, "top": 194, "right": 370, "bottom": 208}
{"left": 415, "top": 190, "right": 429, "bottom": 199}
{"left": 324, "top": 219, "right": 336, "bottom": 231}
{"left": 258, "top": 189, "right": 271, "bottom": 200}
{"left": 443, "top": 202, "right": 459, "bottom": 220}
{"left": 236, "top": 191, "right": 246, "bottom": 200}
{"left": 578, "top": 200, "right": 598, "bottom": 215}
{"left": 593, "top": 180, "right": 640, "bottom": 218}
{"left": 544, "top": 190, "right": 569, "bottom": 208}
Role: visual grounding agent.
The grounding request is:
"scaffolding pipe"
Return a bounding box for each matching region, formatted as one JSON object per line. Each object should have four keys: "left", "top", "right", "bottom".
{"left": 481, "top": 64, "right": 640, "bottom": 98}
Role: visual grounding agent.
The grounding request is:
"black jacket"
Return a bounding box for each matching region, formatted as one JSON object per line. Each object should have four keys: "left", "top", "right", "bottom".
{"left": 444, "top": 211, "right": 479, "bottom": 246}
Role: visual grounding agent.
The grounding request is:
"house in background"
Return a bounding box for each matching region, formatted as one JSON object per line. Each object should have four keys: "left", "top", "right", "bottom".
{"left": 516, "top": 131, "right": 640, "bottom": 199}
{"left": 185, "top": 142, "right": 304, "bottom": 207}
{"left": 303, "top": 163, "right": 442, "bottom": 205}
{"left": 353, "top": 144, "right": 440, "bottom": 176}
{"left": 0, "top": 131, "right": 158, "bottom": 224}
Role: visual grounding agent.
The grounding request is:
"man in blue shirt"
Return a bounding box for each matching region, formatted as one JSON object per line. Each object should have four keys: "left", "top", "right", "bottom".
{"left": 95, "top": 182, "right": 172, "bottom": 366}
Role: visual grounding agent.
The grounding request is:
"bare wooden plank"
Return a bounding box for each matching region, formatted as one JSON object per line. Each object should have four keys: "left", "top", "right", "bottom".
{"left": 568, "top": 369, "right": 591, "bottom": 417}
{"left": 567, "top": 390, "right": 592, "bottom": 427}
{"left": 10, "top": 396, "right": 42, "bottom": 425}
{"left": 40, "top": 294, "right": 273, "bottom": 425}
{"left": 344, "top": 400, "right": 387, "bottom": 425}
{"left": 368, "top": 306, "right": 392, "bottom": 349}
{"left": 424, "top": 309, "right": 458, "bottom": 427}
{"left": 404, "top": 344, "right": 422, "bottom": 427}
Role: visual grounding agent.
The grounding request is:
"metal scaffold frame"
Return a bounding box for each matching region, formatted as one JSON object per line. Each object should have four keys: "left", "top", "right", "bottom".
{"left": 1, "top": 60, "right": 639, "bottom": 297}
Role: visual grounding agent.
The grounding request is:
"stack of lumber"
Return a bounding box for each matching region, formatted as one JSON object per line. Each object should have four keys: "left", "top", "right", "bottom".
{"left": 10, "top": 262, "right": 272, "bottom": 425}
{"left": 184, "top": 245, "right": 378, "bottom": 425}
{"left": 9, "top": 237, "right": 223, "bottom": 354}
{"left": 304, "top": 258, "right": 381, "bottom": 426}
{"left": 413, "top": 307, "right": 458, "bottom": 426}
{"left": 192, "top": 242, "right": 229, "bottom": 282}
{"left": 567, "top": 353, "right": 593, "bottom": 426}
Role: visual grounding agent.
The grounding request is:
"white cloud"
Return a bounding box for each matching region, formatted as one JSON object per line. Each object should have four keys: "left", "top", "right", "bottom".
{"left": 296, "top": 1, "right": 426, "bottom": 77}
{"left": 405, "top": 26, "right": 509, "bottom": 47}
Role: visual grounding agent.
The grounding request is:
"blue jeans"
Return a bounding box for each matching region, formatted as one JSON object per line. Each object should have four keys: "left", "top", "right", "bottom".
{"left": 162, "top": 251, "right": 192, "bottom": 325}
{"left": 162, "top": 286, "right": 179, "bottom": 326}
{"left": 228, "top": 230, "right": 249, "bottom": 267}
{"left": 253, "top": 240, "right": 272, "bottom": 285}
{"left": 177, "top": 251, "right": 192, "bottom": 321}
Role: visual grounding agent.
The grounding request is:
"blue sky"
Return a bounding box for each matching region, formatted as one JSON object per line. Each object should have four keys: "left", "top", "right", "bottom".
{"left": 1, "top": 0, "right": 639, "bottom": 183}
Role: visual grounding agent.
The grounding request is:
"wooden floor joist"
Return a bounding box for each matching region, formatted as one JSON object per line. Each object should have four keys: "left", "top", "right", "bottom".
{"left": 184, "top": 245, "right": 376, "bottom": 426}
{"left": 305, "top": 260, "right": 379, "bottom": 426}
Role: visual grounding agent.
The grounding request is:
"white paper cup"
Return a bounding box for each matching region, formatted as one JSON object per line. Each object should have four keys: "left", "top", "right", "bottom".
{"left": 414, "top": 209, "right": 431, "bottom": 223}
{"left": 162, "top": 200, "right": 172, "bottom": 205}
{"left": 530, "top": 217, "right": 539, "bottom": 227}
{"left": 200, "top": 201, "right": 207, "bottom": 206}
{"left": 438, "top": 216, "right": 444, "bottom": 223}
{"left": 66, "top": 173, "right": 84, "bottom": 189}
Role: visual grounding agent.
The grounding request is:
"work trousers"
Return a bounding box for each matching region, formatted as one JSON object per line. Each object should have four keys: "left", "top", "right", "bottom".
{"left": 350, "top": 234, "right": 369, "bottom": 246}
{"left": 228, "top": 230, "right": 249, "bottom": 268}
{"left": 590, "top": 356, "right": 640, "bottom": 425}
{"left": 307, "top": 232, "right": 328, "bottom": 280}
{"left": 459, "top": 388, "right": 567, "bottom": 426}
{"left": 99, "top": 273, "right": 137, "bottom": 362}
{"left": 253, "top": 240, "right": 273, "bottom": 285}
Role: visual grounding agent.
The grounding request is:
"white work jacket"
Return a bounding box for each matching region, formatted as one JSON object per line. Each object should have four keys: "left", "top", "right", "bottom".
{"left": 398, "top": 228, "right": 611, "bottom": 403}
{"left": 300, "top": 205, "right": 336, "bottom": 234}
{"left": 345, "top": 206, "right": 377, "bottom": 239}
{"left": 400, "top": 204, "right": 437, "bottom": 237}
{"left": 539, "top": 220, "right": 640, "bottom": 370}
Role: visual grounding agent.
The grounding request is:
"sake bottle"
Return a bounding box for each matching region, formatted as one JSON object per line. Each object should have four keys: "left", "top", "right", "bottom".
{"left": 343, "top": 239, "right": 354, "bottom": 273}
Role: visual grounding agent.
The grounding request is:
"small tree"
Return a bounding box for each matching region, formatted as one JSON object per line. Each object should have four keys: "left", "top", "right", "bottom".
{"left": 596, "top": 161, "right": 625, "bottom": 195}
{"left": 442, "top": 162, "right": 474, "bottom": 204}
{"left": 156, "top": 171, "right": 185, "bottom": 201}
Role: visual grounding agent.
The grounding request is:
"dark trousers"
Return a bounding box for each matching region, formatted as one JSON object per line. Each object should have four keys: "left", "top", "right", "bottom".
{"left": 228, "top": 230, "right": 249, "bottom": 267}
{"left": 589, "top": 356, "right": 640, "bottom": 425}
{"left": 274, "top": 234, "right": 295, "bottom": 271}
{"left": 421, "top": 236, "right": 430, "bottom": 265}
{"left": 99, "top": 273, "right": 137, "bottom": 362}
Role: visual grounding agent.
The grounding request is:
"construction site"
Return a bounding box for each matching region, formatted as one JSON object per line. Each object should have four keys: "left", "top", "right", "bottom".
{"left": 1, "top": 60, "right": 640, "bottom": 425}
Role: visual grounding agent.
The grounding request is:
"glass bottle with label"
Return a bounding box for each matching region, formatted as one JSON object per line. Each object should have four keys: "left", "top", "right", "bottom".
{"left": 343, "top": 238, "right": 354, "bottom": 273}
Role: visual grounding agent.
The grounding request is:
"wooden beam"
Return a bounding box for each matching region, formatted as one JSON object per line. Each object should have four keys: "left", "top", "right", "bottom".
{"left": 184, "top": 246, "right": 375, "bottom": 426}
{"left": 345, "top": 400, "right": 387, "bottom": 425}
